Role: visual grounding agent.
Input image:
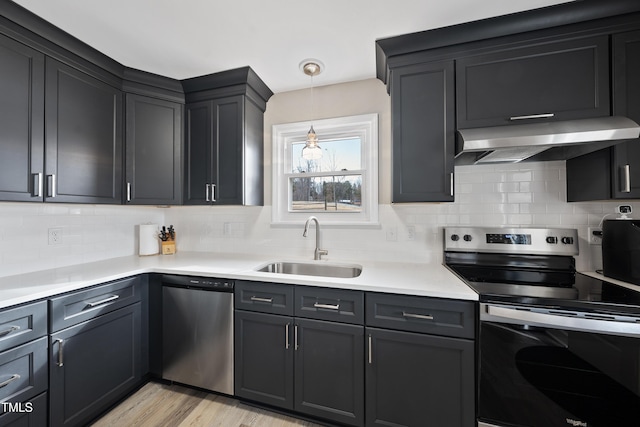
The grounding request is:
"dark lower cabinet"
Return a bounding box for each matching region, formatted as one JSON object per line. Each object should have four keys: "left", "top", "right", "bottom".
{"left": 366, "top": 327, "right": 475, "bottom": 427}
{"left": 234, "top": 310, "right": 294, "bottom": 409}
{"left": 295, "top": 318, "right": 364, "bottom": 426}
{"left": 0, "top": 392, "right": 48, "bottom": 427}
{"left": 49, "top": 303, "right": 141, "bottom": 427}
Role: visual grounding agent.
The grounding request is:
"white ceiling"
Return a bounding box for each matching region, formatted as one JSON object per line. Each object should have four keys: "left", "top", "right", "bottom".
{"left": 13, "top": 0, "right": 573, "bottom": 94}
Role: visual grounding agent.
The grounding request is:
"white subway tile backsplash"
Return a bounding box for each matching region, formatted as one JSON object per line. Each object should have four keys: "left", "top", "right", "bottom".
{"left": 0, "top": 161, "right": 637, "bottom": 276}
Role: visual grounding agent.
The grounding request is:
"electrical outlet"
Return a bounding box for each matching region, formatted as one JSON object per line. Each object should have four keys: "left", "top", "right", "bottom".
{"left": 386, "top": 226, "right": 398, "bottom": 242}
{"left": 588, "top": 227, "right": 602, "bottom": 245}
{"left": 407, "top": 226, "right": 416, "bottom": 241}
{"left": 48, "top": 228, "right": 62, "bottom": 245}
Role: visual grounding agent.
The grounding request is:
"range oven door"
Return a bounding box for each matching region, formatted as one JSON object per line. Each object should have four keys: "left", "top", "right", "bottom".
{"left": 479, "top": 303, "right": 640, "bottom": 427}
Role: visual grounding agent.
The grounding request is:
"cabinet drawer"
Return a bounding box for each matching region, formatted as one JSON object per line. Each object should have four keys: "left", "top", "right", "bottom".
{"left": 0, "top": 337, "right": 47, "bottom": 407}
{"left": 0, "top": 301, "right": 47, "bottom": 353}
{"left": 295, "top": 286, "right": 364, "bottom": 325}
{"left": 0, "top": 391, "right": 47, "bottom": 426}
{"left": 366, "top": 293, "right": 475, "bottom": 339}
{"left": 49, "top": 276, "right": 141, "bottom": 332}
{"left": 235, "top": 281, "right": 294, "bottom": 315}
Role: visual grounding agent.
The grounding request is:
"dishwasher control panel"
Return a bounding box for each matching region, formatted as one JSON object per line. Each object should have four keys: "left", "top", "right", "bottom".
{"left": 160, "top": 274, "right": 234, "bottom": 291}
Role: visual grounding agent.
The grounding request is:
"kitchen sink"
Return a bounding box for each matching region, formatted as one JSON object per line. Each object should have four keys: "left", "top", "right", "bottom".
{"left": 256, "top": 261, "right": 362, "bottom": 278}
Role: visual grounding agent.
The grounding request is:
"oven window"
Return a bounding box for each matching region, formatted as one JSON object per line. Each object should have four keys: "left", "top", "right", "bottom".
{"left": 479, "top": 322, "right": 640, "bottom": 426}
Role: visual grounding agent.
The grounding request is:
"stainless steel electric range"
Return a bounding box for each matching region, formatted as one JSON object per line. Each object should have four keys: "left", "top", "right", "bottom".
{"left": 444, "top": 227, "right": 640, "bottom": 427}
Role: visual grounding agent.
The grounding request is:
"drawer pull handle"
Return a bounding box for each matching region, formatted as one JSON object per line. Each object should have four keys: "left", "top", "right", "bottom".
{"left": 294, "top": 324, "right": 299, "bottom": 351}
{"left": 86, "top": 295, "right": 120, "bottom": 308}
{"left": 0, "top": 325, "right": 20, "bottom": 337}
{"left": 250, "top": 296, "right": 273, "bottom": 304}
{"left": 368, "top": 334, "right": 373, "bottom": 365}
{"left": 402, "top": 311, "right": 434, "bottom": 321}
{"left": 56, "top": 339, "right": 65, "bottom": 367}
{"left": 0, "top": 374, "right": 20, "bottom": 388}
{"left": 314, "top": 302, "right": 340, "bottom": 310}
{"left": 509, "top": 113, "right": 554, "bottom": 121}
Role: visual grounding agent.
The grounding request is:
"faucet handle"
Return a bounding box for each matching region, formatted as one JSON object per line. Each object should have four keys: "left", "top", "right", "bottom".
{"left": 315, "top": 248, "right": 328, "bottom": 260}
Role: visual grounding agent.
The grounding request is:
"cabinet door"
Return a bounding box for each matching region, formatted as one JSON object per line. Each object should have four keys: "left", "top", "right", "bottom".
{"left": 212, "top": 96, "right": 244, "bottom": 205}
{"left": 234, "top": 310, "right": 294, "bottom": 410}
{"left": 366, "top": 327, "right": 475, "bottom": 427}
{"left": 45, "top": 58, "right": 123, "bottom": 204}
{"left": 391, "top": 61, "right": 454, "bottom": 202}
{"left": 456, "top": 35, "right": 610, "bottom": 129}
{"left": 612, "top": 30, "right": 640, "bottom": 199}
{"left": 0, "top": 34, "right": 45, "bottom": 202}
{"left": 295, "top": 318, "right": 364, "bottom": 426}
{"left": 49, "top": 303, "right": 141, "bottom": 427}
{"left": 125, "top": 94, "right": 182, "bottom": 204}
{"left": 184, "top": 100, "right": 213, "bottom": 205}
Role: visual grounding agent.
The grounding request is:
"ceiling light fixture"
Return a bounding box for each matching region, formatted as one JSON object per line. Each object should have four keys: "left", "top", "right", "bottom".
{"left": 300, "top": 59, "right": 323, "bottom": 160}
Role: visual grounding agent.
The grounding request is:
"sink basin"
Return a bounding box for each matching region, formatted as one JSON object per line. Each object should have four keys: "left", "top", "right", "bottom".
{"left": 256, "top": 261, "right": 362, "bottom": 278}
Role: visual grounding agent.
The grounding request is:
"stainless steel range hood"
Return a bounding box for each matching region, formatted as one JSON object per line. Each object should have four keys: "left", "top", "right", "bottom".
{"left": 455, "top": 116, "right": 640, "bottom": 165}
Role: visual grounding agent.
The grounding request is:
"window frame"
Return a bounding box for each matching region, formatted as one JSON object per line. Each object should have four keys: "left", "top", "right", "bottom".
{"left": 272, "top": 113, "right": 379, "bottom": 226}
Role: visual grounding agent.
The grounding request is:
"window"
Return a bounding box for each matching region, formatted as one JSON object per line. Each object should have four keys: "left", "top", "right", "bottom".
{"left": 272, "top": 113, "right": 378, "bottom": 226}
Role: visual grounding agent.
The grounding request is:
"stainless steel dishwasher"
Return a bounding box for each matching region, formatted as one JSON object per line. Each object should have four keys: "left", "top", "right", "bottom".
{"left": 161, "top": 274, "right": 234, "bottom": 395}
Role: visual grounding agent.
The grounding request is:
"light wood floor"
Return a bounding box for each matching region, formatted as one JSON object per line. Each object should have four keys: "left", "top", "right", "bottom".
{"left": 91, "top": 381, "right": 326, "bottom": 427}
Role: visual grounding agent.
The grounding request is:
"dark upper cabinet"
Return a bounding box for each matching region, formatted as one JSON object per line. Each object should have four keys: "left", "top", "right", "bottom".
{"left": 567, "top": 30, "right": 640, "bottom": 201}
{"left": 456, "top": 35, "right": 610, "bottom": 129}
{"left": 184, "top": 95, "right": 263, "bottom": 206}
{"left": 45, "top": 57, "right": 123, "bottom": 204}
{"left": 391, "top": 60, "right": 455, "bottom": 202}
{"left": 182, "top": 67, "right": 272, "bottom": 206}
{"left": 0, "top": 33, "right": 45, "bottom": 202}
{"left": 125, "top": 94, "right": 182, "bottom": 205}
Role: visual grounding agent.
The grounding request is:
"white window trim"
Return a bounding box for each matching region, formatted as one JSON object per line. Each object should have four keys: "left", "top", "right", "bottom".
{"left": 272, "top": 113, "right": 379, "bottom": 227}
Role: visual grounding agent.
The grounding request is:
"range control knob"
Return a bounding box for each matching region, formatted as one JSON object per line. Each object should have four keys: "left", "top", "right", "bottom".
{"left": 463, "top": 234, "right": 473, "bottom": 242}
{"left": 561, "top": 236, "right": 574, "bottom": 245}
{"left": 450, "top": 234, "right": 460, "bottom": 242}
{"left": 546, "top": 236, "right": 558, "bottom": 244}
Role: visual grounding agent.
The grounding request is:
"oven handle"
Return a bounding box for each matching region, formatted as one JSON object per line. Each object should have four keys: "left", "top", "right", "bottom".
{"left": 481, "top": 303, "right": 640, "bottom": 338}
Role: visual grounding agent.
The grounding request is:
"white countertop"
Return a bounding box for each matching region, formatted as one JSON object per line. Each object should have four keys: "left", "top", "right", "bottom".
{"left": 0, "top": 252, "right": 478, "bottom": 309}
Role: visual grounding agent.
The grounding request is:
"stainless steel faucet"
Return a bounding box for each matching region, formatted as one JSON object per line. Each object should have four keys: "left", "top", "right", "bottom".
{"left": 303, "top": 216, "right": 328, "bottom": 260}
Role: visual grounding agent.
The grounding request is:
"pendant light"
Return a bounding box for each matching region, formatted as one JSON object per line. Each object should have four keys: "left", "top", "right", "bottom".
{"left": 300, "top": 60, "right": 323, "bottom": 160}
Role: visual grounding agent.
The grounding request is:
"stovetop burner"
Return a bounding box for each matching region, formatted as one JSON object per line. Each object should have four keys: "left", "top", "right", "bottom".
{"left": 444, "top": 226, "right": 640, "bottom": 316}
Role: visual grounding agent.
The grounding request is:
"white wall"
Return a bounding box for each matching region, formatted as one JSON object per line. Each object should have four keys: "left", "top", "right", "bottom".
{"left": 0, "top": 78, "right": 636, "bottom": 277}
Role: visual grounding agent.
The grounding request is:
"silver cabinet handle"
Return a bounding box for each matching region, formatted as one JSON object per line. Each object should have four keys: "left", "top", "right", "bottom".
{"left": 250, "top": 296, "right": 273, "bottom": 303}
{"left": 211, "top": 183, "right": 216, "bottom": 202}
{"left": 622, "top": 164, "right": 631, "bottom": 193}
{"left": 127, "top": 182, "right": 132, "bottom": 201}
{"left": 509, "top": 113, "right": 554, "bottom": 121}
{"left": 33, "top": 173, "right": 43, "bottom": 197}
{"left": 294, "top": 324, "right": 299, "bottom": 350}
{"left": 0, "top": 325, "right": 20, "bottom": 337}
{"left": 205, "top": 183, "right": 210, "bottom": 202}
{"left": 56, "top": 338, "right": 64, "bottom": 367}
{"left": 86, "top": 294, "right": 119, "bottom": 308}
{"left": 285, "top": 323, "right": 290, "bottom": 350}
{"left": 402, "top": 311, "right": 434, "bottom": 320}
{"left": 48, "top": 174, "right": 57, "bottom": 198}
{"left": 450, "top": 172, "right": 454, "bottom": 197}
{"left": 368, "top": 334, "right": 372, "bottom": 365}
{"left": 313, "top": 302, "right": 340, "bottom": 310}
{"left": 0, "top": 374, "right": 20, "bottom": 388}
